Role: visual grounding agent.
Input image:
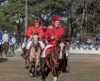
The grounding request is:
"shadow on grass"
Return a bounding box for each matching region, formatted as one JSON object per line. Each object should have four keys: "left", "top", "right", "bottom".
{"left": 0, "top": 58, "right": 8, "bottom": 63}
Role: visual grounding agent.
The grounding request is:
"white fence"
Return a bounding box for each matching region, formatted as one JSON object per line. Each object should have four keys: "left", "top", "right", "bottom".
{"left": 70, "top": 47, "right": 100, "bottom": 54}
{"left": 14, "top": 46, "right": 100, "bottom": 55}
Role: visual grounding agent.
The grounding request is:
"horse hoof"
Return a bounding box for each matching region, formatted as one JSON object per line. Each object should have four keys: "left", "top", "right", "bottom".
{"left": 62, "top": 69, "right": 69, "bottom": 73}
{"left": 29, "top": 73, "right": 33, "bottom": 77}
{"left": 29, "top": 73, "right": 37, "bottom": 77}
{"left": 20, "top": 54, "right": 24, "bottom": 56}
{"left": 41, "top": 79, "right": 45, "bottom": 81}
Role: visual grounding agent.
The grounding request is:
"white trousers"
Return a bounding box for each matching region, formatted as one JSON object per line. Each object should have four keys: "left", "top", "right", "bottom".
{"left": 59, "top": 42, "right": 65, "bottom": 59}
{"left": 38, "top": 40, "right": 45, "bottom": 49}
{"left": 65, "top": 50, "right": 70, "bottom": 57}
{"left": 22, "top": 41, "right": 32, "bottom": 49}
{"left": 41, "top": 45, "right": 53, "bottom": 58}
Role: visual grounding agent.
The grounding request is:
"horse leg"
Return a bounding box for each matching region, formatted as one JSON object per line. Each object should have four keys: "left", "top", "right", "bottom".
{"left": 11, "top": 45, "right": 15, "bottom": 55}
{"left": 41, "top": 66, "right": 46, "bottom": 81}
{"left": 62, "top": 55, "right": 68, "bottom": 72}
{"left": 3, "top": 48, "right": 7, "bottom": 56}
{"left": 24, "top": 49, "right": 30, "bottom": 69}
{"left": 51, "top": 65, "right": 62, "bottom": 81}
{"left": 5, "top": 50, "right": 7, "bottom": 56}
{"left": 29, "top": 62, "right": 35, "bottom": 77}
{"left": 51, "top": 68, "right": 58, "bottom": 81}
{"left": 25, "top": 58, "right": 29, "bottom": 69}
{"left": 0, "top": 47, "right": 3, "bottom": 59}
{"left": 53, "top": 77, "right": 58, "bottom": 81}
{"left": 0, "top": 52, "right": 2, "bottom": 60}
{"left": 53, "top": 61, "right": 64, "bottom": 81}
{"left": 5, "top": 43, "right": 9, "bottom": 56}
{"left": 41, "top": 66, "right": 50, "bottom": 81}
{"left": 1, "top": 53, "right": 2, "bottom": 60}
{"left": 25, "top": 59, "right": 28, "bottom": 69}
{"left": 5, "top": 47, "right": 9, "bottom": 56}
{"left": 31, "top": 61, "right": 37, "bottom": 77}
{"left": 52, "top": 69, "right": 62, "bottom": 81}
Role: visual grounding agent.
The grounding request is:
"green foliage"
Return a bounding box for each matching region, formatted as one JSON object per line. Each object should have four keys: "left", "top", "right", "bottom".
{"left": 0, "top": 0, "right": 99, "bottom": 38}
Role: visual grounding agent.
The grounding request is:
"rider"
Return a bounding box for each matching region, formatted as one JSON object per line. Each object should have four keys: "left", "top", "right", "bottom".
{"left": 21, "top": 24, "right": 34, "bottom": 56}
{"left": 40, "top": 15, "right": 65, "bottom": 61}
{"left": 2, "top": 31, "right": 9, "bottom": 44}
{"left": 21, "top": 19, "right": 43, "bottom": 57}
{"left": 9, "top": 34, "right": 16, "bottom": 54}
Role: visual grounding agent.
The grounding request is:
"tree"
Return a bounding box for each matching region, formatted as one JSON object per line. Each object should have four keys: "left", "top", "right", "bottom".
{"left": 0, "top": 0, "right": 99, "bottom": 38}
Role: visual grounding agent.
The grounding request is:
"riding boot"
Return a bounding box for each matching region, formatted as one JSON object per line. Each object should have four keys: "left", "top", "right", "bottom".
{"left": 32, "top": 72, "right": 37, "bottom": 77}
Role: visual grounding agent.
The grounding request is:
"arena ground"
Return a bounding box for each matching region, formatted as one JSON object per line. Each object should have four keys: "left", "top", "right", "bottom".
{"left": 0, "top": 54, "right": 100, "bottom": 81}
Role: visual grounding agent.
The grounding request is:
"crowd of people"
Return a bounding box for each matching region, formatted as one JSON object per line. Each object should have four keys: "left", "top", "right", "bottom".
{"left": 70, "top": 36, "right": 100, "bottom": 50}
{"left": 21, "top": 15, "right": 66, "bottom": 58}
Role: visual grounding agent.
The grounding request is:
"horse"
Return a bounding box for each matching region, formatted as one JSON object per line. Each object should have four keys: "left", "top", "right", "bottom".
{"left": 2, "top": 42, "right": 9, "bottom": 56}
{"left": 28, "top": 34, "right": 41, "bottom": 77}
{"left": 40, "top": 36, "right": 67, "bottom": 81}
{"left": 22, "top": 33, "right": 44, "bottom": 76}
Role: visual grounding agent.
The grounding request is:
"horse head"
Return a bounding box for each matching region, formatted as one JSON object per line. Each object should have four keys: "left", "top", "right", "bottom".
{"left": 32, "top": 33, "right": 39, "bottom": 45}
{"left": 56, "top": 36, "right": 66, "bottom": 59}
{"left": 32, "top": 33, "right": 39, "bottom": 40}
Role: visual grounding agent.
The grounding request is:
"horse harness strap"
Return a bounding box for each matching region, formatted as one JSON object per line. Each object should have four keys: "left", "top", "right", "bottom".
{"left": 58, "top": 49, "right": 64, "bottom": 52}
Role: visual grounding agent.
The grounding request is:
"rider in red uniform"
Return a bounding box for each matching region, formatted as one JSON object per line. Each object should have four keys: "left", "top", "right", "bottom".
{"left": 24, "top": 24, "right": 35, "bottom": 38}
{"left": 41, "top": 16, "right": 65, "bottom": 60}
{"left": 21, "top": 19, "right": 44, "bottom": 56}
{"left": 26, "top": 20, "right": 43, "bottom": 39}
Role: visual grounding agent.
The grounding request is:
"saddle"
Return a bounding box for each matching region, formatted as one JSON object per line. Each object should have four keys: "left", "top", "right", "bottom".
{"left": 44, "top": 46, "right": 60, "bottom": 68}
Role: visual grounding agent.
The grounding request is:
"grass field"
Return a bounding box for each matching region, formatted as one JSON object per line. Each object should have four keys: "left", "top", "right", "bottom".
{"left": 0, "top": 54, "right": 100, "bottom": 81}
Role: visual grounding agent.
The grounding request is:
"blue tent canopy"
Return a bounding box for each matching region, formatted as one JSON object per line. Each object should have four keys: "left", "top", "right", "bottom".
{"left": 0, "top": 32, "right": 2, "bottom": 41}
{"left": 96, "top": 34, "right": 100, "bottom": 41}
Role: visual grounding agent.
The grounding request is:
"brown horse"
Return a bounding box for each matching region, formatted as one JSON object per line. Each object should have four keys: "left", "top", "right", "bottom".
{"left": 22, "top": 34, "right": 42, "bottom": 76}
{"left": 22, "top": 48, "right": 30, "bottom": 69}
{"left": 40, "top": 38, "right": 67, "bottom": 81}
{"left": 28, "top": 40, "right": 41, "bottom": 77}
{"left": 2, "top": 42, "right": 9, "bottom": 56}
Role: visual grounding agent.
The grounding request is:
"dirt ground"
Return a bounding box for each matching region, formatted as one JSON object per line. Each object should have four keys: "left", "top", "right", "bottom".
{"left": 0, "top": 54, "right": 100, "bottom": 81}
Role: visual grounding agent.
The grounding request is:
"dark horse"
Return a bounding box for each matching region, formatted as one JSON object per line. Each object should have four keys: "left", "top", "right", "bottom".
{"left": 40, "top": 37, "right": 67, "bottom": 81}
{"left": 0, "top": 44, "right": 3, "bottom": 59}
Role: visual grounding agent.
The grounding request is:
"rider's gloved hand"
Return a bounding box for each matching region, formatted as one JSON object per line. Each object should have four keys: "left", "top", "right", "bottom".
{"left": 51, "top": 36, "right": 55, "bottom": 39}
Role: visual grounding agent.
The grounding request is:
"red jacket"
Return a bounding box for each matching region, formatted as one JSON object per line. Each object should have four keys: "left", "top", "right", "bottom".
{"left": 34, "top": 26, "right": 43, "bottom": 39}
{"left": 24, "top": 24, "right": 35, "bottom": 38}
{"left": 24, "top": 25, "right": 43, "bottom": 39}
{"left": 45, "top": 25, "right": 64, "bottom": 46}
{"left": 42, "top": 28, "right": 47, "bottom": 39}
